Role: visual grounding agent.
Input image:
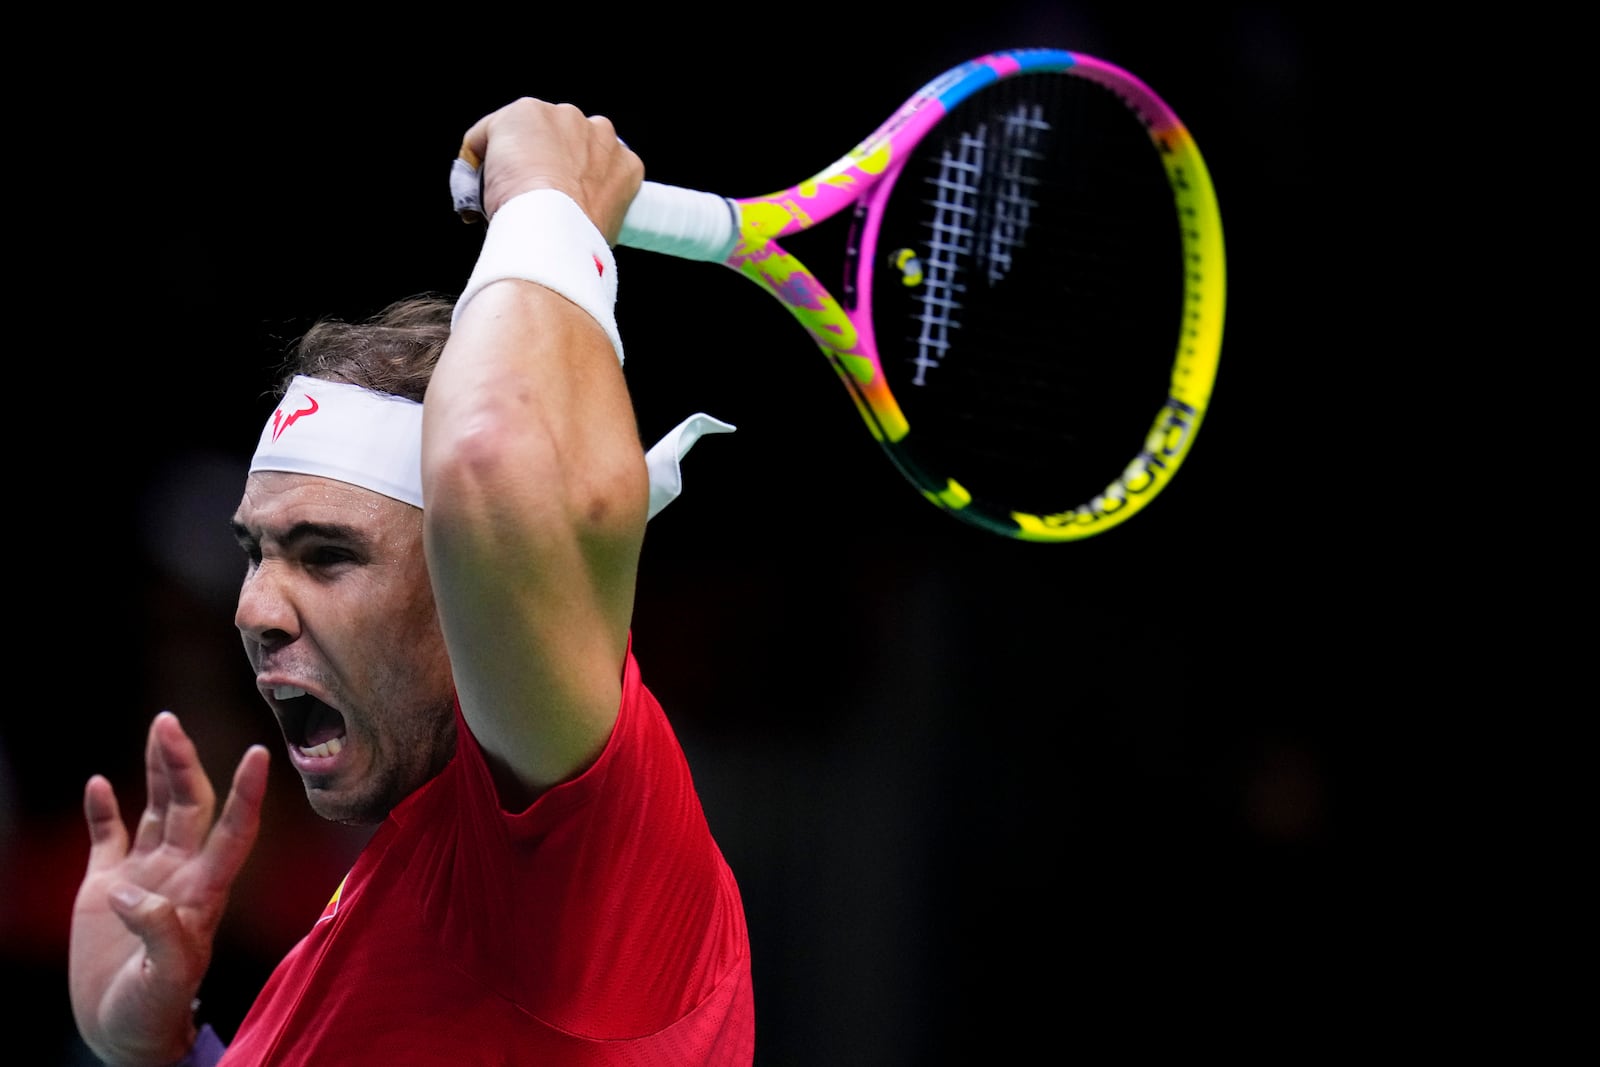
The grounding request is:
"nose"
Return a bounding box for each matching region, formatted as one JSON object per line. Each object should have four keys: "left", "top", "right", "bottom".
{"left": 235, "top": 561, "right": 300, "bottom": 649}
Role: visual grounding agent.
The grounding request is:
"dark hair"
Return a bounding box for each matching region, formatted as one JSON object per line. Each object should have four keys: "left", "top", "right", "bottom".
{"left": 276, "top": 294, "right": 454, "bottom": 403}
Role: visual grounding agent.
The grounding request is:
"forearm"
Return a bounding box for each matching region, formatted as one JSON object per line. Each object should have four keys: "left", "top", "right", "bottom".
{"left": 424, "top": 211, "right": 647, "bottom": 795}
{"left": 425, "top": 281, "right": 644, "bottom": 764}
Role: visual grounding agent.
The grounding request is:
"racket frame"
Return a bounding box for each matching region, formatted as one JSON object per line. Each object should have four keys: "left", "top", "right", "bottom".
{"left": 620, "top": 47, "right": 1226, "bottom": 542}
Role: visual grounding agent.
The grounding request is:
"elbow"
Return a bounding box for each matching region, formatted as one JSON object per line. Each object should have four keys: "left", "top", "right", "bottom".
{"left": 424, "top": 408, "right": 649, "bottom": 544}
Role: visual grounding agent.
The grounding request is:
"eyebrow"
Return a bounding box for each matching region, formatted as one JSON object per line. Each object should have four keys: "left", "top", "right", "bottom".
{"left": 230, "top": 518, "right": 371, "bottom": 550}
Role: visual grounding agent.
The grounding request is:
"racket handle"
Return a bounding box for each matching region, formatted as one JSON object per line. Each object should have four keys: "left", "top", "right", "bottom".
{"left": 619, "top": 181, "right": 739, "bottom": 263}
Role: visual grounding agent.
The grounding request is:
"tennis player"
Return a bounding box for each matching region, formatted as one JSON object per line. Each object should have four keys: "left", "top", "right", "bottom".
{"left": 67, "top": 97, "right": 754, "bottom": 1065}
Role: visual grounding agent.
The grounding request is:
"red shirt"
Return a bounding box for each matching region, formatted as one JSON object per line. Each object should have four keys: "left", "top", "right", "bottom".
{"left": 222, "top": 645, "right": 754, "bottom": 1065}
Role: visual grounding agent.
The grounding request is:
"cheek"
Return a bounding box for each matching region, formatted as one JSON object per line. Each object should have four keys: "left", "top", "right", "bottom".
{"left": 391, "top": 581, "right": 451, "bottom": 686}
{"left": 405, "top": 616, "right": 452, "bottom": 691}
{"left": 357, "top": 548, "right": 451, "bottom": 697}
{"left": 358, "top": 608, "right": 452, "bottom": 734}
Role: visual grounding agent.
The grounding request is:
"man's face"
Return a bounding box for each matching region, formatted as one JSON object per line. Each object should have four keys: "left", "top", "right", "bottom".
{"left": 231, "top": 471, "right": 455, "bottom": 824}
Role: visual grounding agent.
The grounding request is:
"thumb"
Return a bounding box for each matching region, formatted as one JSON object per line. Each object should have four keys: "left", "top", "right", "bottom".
{"left": 108, "top": 883, "right": 203, "bottom": 991}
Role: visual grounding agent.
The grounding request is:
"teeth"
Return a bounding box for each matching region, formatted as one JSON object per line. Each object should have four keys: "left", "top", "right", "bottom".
{"left": 297, "top": 736, "right": 344, "bottom": 759}
{"left": 273, "top": 685, "right": 307, "bottom": 700}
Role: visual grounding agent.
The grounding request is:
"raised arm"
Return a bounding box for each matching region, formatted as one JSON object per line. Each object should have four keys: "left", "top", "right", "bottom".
{"left": 421, "top": 99, "right": 649, "bottom": 804}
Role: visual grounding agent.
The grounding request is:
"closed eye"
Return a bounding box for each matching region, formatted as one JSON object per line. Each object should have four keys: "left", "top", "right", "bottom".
{"left": 305, "top": 545, "right": 359, "bottom": 567}
{"left": 232, "top": 526, "right": 263, "bottom": 566}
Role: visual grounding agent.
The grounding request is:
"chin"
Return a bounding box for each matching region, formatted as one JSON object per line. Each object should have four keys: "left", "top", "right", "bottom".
{"left": 302, "top": 781, "right": 390, "bottom": 826}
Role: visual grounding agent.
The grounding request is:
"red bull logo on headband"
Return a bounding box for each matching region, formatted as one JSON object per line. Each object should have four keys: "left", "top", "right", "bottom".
{"left": 270, "top": 392, "right": 320, "bottom": 442}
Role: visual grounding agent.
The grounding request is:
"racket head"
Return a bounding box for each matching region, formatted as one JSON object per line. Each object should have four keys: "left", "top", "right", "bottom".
{"left": 726, "top": 49, "right": 1226, "bottom": 543}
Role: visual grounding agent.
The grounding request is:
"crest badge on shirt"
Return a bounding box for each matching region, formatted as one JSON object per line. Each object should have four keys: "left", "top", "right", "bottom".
{"left": 317, "top": 873, "right": 349, "bottom": 925}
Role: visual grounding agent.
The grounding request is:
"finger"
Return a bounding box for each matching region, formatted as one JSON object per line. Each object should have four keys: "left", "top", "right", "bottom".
{"left": 105, "top": 882, "right": 205, "bottom": 1007}
{"left": 584, "top": 114, "right": 635, "bottom": 166}
{"left": 455, "top": 113, "right": 497, "bottom": 224}
{"left": 458, "top": 109, "right": 494, "bottom": 184}
{"left": 197, "top": 746, "right": 270, "bottom": 895}
{"left": 132, "top": 715, "right": 170, "bottom": 854}
{"left": 152, "top": 713, "right": 217, "bottom": 853}
{"left": 83, "top": 774, "right": 130, "bottom": 875}
{"left": 132, "top": 713, "right": 216, "bottom": 855}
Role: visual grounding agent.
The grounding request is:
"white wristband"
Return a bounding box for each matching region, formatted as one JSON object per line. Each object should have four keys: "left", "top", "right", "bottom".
{"left": 452, "top": 189, "right": 623, "bottom": 365}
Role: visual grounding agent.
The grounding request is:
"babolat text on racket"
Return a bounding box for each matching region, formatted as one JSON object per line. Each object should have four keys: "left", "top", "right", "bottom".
{"left": 456, "top": 48, "right": 1226, "bottom": 543}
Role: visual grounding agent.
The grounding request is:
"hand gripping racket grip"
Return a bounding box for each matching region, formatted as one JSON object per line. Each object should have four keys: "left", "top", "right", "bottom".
{"left": 452, "top": 155, "right": 737, "bottom": 264}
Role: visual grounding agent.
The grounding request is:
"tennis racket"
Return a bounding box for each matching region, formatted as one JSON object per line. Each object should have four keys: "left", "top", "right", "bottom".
{"left": 461, "top": 48, "right": 1226, "bottom": 543}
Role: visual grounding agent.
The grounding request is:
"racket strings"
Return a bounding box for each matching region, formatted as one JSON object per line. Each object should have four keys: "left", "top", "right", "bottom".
{"left": 913, "top": 156, "right": 973, "bottom": 387}
{"left": 870, "top": 71, "right": 1182, "bottom": 515}
{"left": 976, "top": 104, "right": 1048, "bottom": 286}
{"left": 912, "top": 104, "right": 1053, "bottom": 387}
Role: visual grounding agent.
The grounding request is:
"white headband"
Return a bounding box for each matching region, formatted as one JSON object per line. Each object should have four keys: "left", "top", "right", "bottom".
{"left": 250, "top": 375, "right": 732, "bottom": 520}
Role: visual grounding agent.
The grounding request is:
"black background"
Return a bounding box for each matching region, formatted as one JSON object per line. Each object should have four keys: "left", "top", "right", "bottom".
{"left": 3, "top": 6, "right": 1392, "bottom": 1063}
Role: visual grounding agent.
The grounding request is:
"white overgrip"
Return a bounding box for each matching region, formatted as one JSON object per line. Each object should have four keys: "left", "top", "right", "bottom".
{"left": 619, "top": 181, "right": 740, "bottom": 262}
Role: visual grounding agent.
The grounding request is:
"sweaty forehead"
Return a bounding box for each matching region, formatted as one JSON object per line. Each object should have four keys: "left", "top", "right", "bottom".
{"left": 235, "top": 470, "right": 418, "bottom": 537}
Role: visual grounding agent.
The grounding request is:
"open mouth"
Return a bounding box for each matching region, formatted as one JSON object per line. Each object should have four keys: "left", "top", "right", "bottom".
{"left": 273, "top": 684, "right": 349, "bottom": 758}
